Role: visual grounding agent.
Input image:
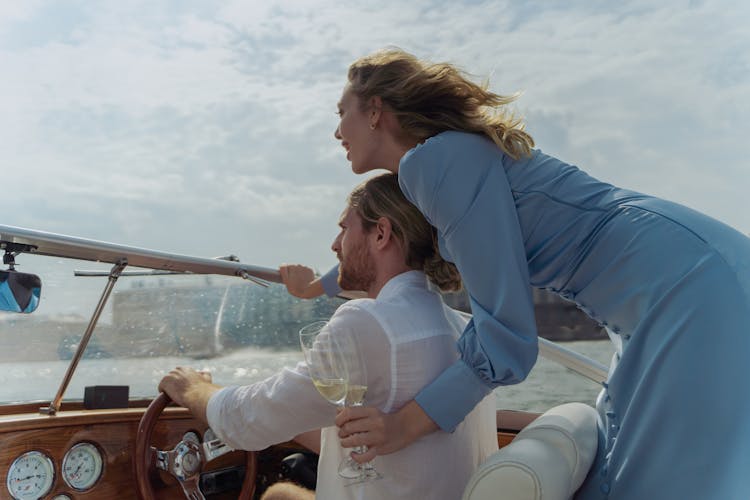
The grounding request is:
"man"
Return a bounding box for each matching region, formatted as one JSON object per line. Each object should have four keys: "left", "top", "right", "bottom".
{"left": 159, "top": 173, "right": 497, "bottom": 499}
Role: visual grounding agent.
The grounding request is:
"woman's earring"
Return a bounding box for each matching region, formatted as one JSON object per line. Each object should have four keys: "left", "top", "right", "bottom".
{"left": 370, "top": 123, "right": 376, "bottom": 130}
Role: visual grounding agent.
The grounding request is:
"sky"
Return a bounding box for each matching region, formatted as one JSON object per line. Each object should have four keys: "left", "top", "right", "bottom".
{"left": 1, "top": 0, "right": 748, "bottom": 276}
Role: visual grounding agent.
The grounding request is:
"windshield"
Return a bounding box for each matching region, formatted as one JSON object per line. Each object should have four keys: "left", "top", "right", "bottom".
{"left": 0, "top": 254, "right": 341, "bottom": 404}
{"left": 0, "top": 253, "right": 612, "bottom": 411}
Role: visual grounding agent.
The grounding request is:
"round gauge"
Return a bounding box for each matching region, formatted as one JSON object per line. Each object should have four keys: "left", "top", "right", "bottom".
{"left": 6, "top": 450, "right": 55, "bottom": 500}
{"left": 62, "top": 442, "right": 103, "bottom": 491}
{"left": 52, "top": 496, "right": 72, "bottom": 500}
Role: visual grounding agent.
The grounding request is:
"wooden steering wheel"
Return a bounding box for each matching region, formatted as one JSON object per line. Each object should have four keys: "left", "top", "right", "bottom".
{"left": 135, "top": 393, "right": 257, "bottom": 500}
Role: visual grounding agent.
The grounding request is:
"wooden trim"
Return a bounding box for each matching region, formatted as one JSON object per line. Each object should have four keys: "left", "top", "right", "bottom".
{"left": 0, "top": 399, "right": 156, "bottom": 416}
{"left": 496, "top": 409, "right": 540, "bottom": 432}
{"left": 0, "top": 407, "right": 191, "bottom": 434}
{"left": 497, "top": 432, "right": 516, "bottom": 449}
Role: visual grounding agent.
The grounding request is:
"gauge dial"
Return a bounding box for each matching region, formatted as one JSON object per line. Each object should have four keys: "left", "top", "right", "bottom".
{"left": 62, "top": 442, "right": 103, "bottom": 491}
{"left": 52, "top": 496, "right": 72, "bottom": 500}
{"left": 6, "top": 450, "right": 55, "bottom": 500}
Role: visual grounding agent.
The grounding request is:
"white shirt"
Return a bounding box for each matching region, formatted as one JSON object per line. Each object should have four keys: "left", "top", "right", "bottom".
{"left": 207, "top": 271, "right": 498, "bottom": 499}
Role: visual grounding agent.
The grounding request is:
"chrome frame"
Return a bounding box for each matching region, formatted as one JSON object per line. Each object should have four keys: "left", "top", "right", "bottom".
{"left": 41, "top": 259, "right": 127, "bottom": 415}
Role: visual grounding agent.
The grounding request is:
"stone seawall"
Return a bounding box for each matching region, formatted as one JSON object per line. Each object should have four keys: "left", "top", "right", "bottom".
{"left": 441, "top": 288, "right": 607, "bottom": 342}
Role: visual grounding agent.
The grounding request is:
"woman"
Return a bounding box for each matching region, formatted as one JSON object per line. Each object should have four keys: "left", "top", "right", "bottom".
{"left": 288, "top": 48, "right": 750, "bottom": 499}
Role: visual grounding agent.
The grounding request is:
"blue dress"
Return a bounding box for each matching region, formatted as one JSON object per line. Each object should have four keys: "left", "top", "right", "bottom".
{"left": 389, "top": 131, "right": 750, "bottom": 499}
{"left": 322, "top": 130, "right": 750, "bottom": 498}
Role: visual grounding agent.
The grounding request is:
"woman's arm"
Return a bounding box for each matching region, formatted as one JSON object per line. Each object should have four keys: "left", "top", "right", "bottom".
{"left": 280, "top": 264, "right": 344, "bottom": 298}
{"left": 280, "top": 263, "right": 369, "bottom": 300}
{"left": 279, "top": 264, "right": 325, "bottom": 298}
{"left": 337, "top": 132, "right": 538, "bottom": 457}
{"left": 399, "top": 132, "right": 538, "bottom": 430}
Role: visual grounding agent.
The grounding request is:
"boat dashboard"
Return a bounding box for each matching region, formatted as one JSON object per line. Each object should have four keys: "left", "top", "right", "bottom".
{"left": 0, "top": 402, "right": 533, "bottom": 499}
{"left": 0, "top": 401, "right": 312, "bottom": 499}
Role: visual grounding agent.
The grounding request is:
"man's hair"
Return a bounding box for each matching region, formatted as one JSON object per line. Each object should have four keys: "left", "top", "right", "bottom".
{"left": 348, "top": 48, "right": 534, "bottom": 160}
{"left": 347, "top": 173, "right": 461, "bottom": 292}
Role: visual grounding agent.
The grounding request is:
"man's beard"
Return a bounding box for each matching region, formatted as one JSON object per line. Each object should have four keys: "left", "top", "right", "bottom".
{"left": 338, "top": 241, "right": 376, "bottom": 292}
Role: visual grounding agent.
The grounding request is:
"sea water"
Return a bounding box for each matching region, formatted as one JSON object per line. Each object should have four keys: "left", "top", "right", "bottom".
{"left": 0, "top": 340, "right": 613, "bottom": 411}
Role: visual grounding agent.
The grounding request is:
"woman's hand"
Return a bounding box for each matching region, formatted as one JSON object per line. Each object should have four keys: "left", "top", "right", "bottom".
{"left": 279, "top": 264, "right": 324, "bottom": 299}
{"left": 334, "top": 400, "right": 439, "bottom": 463}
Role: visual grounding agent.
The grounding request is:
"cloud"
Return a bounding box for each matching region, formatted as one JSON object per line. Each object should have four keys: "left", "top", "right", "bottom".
{"left": 0, "top": 0, "right": 748, "bottom": 272}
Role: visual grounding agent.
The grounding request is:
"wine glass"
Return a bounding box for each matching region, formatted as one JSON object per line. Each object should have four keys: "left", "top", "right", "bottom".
{"left": 333, "top": 326, "right": 383, "bottom": 484}
{"left": 299, "top": 321, "right": 348, "bottom": 408}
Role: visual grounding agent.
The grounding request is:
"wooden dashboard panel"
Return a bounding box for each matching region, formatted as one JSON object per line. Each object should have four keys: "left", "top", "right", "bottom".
{"left": 0, "top": 407, "right": 246, "bottom": 499}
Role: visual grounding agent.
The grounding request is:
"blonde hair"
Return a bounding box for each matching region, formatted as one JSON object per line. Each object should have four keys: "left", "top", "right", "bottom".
{"left": 348, "top": 48, "right": 534, "bottom": 159}
{"left": 348, "top": 173, "right": 462, "bottom": 292}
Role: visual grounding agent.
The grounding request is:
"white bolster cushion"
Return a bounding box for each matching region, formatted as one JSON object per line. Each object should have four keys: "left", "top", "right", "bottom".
{"left": 462, "top": 402, "right": 599, "bottom": 500}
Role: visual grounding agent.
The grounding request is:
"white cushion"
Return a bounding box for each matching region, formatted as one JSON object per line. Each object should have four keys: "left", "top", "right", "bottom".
{"left": 462, "top": 402, "right": 598, "bottom": 500}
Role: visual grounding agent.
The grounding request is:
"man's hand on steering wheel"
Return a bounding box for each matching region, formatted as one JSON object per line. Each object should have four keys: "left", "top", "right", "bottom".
{"left": 158, "top": 366, "right": 220, "bottom": 425}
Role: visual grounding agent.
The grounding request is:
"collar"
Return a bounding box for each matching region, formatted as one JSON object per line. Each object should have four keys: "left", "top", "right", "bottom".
{"left": 375, "top": 270, "right": 428, "bottom": 302}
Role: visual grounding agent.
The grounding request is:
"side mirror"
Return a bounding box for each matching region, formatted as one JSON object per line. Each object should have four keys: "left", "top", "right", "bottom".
{"left": 0, "top": 270, "right": 41, "bottom": 313}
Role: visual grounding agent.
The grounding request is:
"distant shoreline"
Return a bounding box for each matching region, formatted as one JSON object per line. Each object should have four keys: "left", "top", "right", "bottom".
{"left": 442, "top": 288, "right": 608, "bottom": 342}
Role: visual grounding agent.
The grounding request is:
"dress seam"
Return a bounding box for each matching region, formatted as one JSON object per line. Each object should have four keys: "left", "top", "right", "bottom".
{"left": 619, "top": 203, "right": 747, "bottom": 301}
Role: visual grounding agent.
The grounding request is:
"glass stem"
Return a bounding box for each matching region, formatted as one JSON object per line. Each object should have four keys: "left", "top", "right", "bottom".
{"left": 349, "top": 401, "right": 368, "bottom": 457}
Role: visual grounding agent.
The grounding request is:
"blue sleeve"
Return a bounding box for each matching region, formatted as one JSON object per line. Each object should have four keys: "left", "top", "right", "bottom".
{"left": 320, "top": 264, "right": 342, "bottom": 297}
{"left": 399, "top": 131, "right": 539, "bottom": 431}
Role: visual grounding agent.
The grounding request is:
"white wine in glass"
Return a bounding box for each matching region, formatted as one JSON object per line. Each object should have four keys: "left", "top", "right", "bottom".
{"left": 300, "top": 321, "right": 348, "bottom": 408}
{"left": 346, "top": 385, "right": 368, "bottom": 406}
{"left": 312, "top": 378, "right": 348, "bottom": 404}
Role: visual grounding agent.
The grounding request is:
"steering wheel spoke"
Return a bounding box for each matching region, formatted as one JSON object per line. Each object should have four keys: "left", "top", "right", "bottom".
{"left": 154, "top": 432, "right": 205, "bottom": 481}
{"left": 178, "top": 477, "right": 207, "bottom": 500}
{"left": 154, "top": 448, "right": 172, "bottom": 472}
